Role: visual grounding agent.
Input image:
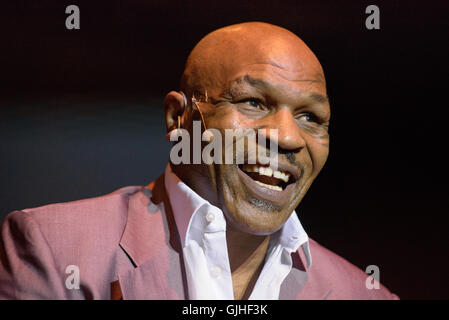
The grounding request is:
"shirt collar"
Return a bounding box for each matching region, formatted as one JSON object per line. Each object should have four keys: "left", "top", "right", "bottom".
{"left": 273, "top": 211, "right": 312, "bottom": 268}
{"left": 164, "top": 163, "right": 214, "bottom": 247}
{"left": 164, "top": 163, "right": 312, "bottom": 267}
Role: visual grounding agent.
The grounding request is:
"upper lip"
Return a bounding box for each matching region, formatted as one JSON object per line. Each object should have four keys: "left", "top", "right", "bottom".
{"left": 277, "top": 161, "right": 302, "bottom": 182}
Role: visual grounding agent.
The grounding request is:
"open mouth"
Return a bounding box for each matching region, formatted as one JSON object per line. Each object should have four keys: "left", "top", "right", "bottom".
{"left": 238, "top": 164, "right": 296, "bottom": 192}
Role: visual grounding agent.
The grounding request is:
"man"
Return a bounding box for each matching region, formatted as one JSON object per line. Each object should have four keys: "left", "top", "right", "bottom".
{"left": 0, "top": 22, "right": 398, "bottom": 299}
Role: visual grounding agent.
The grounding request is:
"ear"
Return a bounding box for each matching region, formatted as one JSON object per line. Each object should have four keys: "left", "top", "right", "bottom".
{"left": 163, "top": 91, "right": 186, "bottom": 133}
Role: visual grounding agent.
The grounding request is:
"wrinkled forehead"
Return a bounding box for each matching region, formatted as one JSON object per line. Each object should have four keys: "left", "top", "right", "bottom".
{"left": 183, "top": 26, "right": 326, "bottom": 98}
{"left": 223, "top": 46, "right": 325, "bottom": 92}
{"left": 226, "top": 34, "right": 322, "bottom": 75}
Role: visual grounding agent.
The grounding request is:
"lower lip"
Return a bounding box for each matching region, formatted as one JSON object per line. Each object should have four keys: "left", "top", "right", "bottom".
{"left": 236, "top": 166, "right": 296, "bottom": 207}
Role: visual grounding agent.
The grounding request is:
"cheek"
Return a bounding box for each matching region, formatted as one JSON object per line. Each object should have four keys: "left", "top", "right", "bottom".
{"left": 308, "top": 140, "right": 329, "bottom": 176}
{"left": 207, "top": 108, "right": 254, "bottom": 160}
{"left": 206, "top": 106, "right": 244, "bottom": 130}
{"left": 206, "top": 105, "right": 264, "bottom": 133}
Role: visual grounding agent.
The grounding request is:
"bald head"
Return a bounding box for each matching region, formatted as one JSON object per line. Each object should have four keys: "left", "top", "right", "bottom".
{"left": 180, "top": 22, "right": 325, "bottom": 99}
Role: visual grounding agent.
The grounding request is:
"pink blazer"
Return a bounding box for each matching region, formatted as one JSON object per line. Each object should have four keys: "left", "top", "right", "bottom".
{"left": 0, "top": 175, "right": 398, "bottom": 300}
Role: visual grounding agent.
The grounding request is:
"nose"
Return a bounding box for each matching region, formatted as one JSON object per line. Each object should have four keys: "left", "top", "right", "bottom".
{"left": 263, "top": 108, "right": 306, "bottom": 152}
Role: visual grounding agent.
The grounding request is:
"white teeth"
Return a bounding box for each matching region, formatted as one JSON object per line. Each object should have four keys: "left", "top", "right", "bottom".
{"left": 273, "top": 170, "right": 290, "bottom": 183}
{"left": 259, "top": 167, "right": 273, "bottom": 177}
{"left": 255, "top": 181, "right": 283, "bottom": 191}
{"left": 242, "top": 165, "right": 290, "bottom": 183}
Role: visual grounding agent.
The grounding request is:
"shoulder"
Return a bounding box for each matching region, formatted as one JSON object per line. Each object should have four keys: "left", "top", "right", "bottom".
{"left": 307, "top": 238, "right": 399, "bottom": 300}
{"left": 2, "top": 185, "right": 144, "bottom": 256}
{"left": 0, "top": 186, "right": 147, "bottom": 299}
{"left": 10, "top": 186, "right": 142, "bottom": 228}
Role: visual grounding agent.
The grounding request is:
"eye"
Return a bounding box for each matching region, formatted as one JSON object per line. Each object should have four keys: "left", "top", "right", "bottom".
{"left": 239, "top": 98, "right": 262, "bottom": 108}
{"left": 298, "top": 113, "right": 319, "bottom": 123}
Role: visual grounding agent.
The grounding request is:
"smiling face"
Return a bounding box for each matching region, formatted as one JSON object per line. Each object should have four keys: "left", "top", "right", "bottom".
{"left": 169, "top": 22, "right": 330, "bottom": 235}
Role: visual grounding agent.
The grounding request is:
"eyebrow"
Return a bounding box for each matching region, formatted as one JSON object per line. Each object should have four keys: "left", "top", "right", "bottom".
{"left": 227, "top": 74, "right": 328, "bottom": 104}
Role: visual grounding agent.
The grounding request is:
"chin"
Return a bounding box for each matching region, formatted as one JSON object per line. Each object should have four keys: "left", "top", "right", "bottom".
{"left": 215, "top": 163, "right": 309, "bottom": 234}
{"left": 220, "top": 182, "right": 301, "bottom": 235}
{"left": 222, "top": 198, "right": 293, "bottom": 235}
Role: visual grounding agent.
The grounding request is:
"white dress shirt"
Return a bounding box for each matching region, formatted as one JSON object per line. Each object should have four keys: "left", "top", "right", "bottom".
{"left": 164, "top": 164, "right": 312, "bottom": 300}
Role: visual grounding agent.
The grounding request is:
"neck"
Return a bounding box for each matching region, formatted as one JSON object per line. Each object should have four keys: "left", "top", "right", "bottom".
{"left": 171, "top": 162, "right": 219, "bottom": 206}
{"left": 171, "top": 162, "right": 270, "bottom": 299}
{"left": 226, "top": 224, "right": 270, "bottom": 299}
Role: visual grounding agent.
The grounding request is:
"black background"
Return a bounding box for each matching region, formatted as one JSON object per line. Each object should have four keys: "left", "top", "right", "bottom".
{"left": 1, "top": 0, "right": 448, "bottom": 299}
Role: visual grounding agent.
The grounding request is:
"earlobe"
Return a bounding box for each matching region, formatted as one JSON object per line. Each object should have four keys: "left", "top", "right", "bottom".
{"left": 165, "top": 115, "right": 182, "bottom": 141}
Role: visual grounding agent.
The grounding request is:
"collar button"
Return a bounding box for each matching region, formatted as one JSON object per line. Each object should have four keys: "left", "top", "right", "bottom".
{"left": 211, "top": 265, "right": 222, "bottom": 278}
{"left": 205, "top": 212, "right": 215, "bottom": 223}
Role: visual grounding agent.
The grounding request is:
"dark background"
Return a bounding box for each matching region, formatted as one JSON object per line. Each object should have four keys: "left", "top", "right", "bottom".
{"left": 1, "top": 0, "right": 448, "bottom": 299}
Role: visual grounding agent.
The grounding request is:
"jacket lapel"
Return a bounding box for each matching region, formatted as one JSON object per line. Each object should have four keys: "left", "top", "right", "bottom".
{"left": 116, "top": 175, "right": 187, "bottom": 299}
{"left": 292, "top": 245, "right": 333, "bottom": 300}
{"left": 115, "top": 173, "right": 331, "bottom": 300}
{"left": 279, "top": 251, "right": 309, "bottom": 299}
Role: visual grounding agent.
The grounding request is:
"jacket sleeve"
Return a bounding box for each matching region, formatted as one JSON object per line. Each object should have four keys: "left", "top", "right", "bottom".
{"left": 0, "top": 210, "right": 68, "bottom": 299}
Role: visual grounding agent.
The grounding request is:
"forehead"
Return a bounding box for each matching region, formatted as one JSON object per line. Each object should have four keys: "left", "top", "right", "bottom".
{"left": 187, "top": 27, "right": 327, "bottom": 101}
{"left": 210, "top": 35, "right": 326, "bottom": 95}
